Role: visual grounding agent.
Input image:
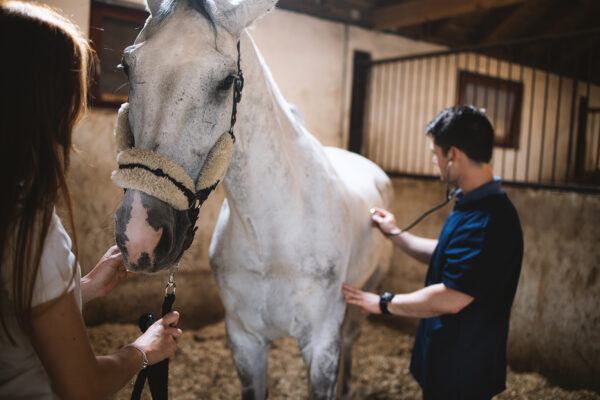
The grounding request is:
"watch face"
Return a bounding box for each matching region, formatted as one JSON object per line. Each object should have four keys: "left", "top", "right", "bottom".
{"left": 382, "top": 292, "right": 395, "bottom": 301}
{"left": 380, "top": 292, "right": 395, "bottom": 315}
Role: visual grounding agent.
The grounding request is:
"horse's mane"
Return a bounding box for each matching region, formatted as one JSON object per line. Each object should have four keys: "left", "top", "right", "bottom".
{"left": 156, "top": 0, "right": 217, "bottom": 28}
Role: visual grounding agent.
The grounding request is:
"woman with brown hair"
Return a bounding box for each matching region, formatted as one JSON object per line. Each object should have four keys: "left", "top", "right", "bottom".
{"left": 0, "top": 2, "right": 182, "bottom": 398}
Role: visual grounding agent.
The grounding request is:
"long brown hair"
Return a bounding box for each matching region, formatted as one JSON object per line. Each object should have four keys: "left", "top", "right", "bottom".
{"left": 0, "top": 1, "right": 92, "bottom": 340}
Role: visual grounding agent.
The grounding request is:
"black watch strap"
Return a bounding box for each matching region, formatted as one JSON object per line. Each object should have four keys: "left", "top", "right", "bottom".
{"left": 379, "top": 291, "right": 395, "bottom": 315}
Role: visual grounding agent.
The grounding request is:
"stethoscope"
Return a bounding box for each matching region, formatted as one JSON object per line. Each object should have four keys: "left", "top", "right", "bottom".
{"left": 372, "top": 159, "right": 458, "bottom": 236}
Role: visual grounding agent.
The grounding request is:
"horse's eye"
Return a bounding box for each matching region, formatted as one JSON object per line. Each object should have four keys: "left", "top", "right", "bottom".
{"left": 120, "top": 57, "right": 130, "bottom": 77}
{"left": 217, "top": 75, "right": 235, "bottom": 91}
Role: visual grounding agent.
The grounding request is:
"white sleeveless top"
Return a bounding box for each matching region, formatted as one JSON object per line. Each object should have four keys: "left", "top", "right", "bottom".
{"left": 0, "top": 209, "right": 81, "bottom": 399}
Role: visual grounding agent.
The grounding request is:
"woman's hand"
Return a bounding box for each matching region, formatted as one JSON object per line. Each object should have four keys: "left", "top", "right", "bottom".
{"left": 81, "top": 245, "right": 139, "bottom": 304}
{"left": 132, "top": 311, "right": 183, "bottom": 365}
{"left": 370, "top": 207, "right": 401, "bottom": 236}
{"left": 342, "top": 283, "right": 381, "bottom": 314}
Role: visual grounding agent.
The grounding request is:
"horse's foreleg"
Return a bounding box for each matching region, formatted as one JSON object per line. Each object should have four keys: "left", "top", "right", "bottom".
{"left": 226, "top": 317, "right": 270, "bottom": 400}
{"left": 339, "top": 306, "right": 362, "bottom": 399}
{"left": 298, "top": 327, "right": 342, "bottom": 400}
{"left": 340, "top": 262, "right": 387, "bottom": 399}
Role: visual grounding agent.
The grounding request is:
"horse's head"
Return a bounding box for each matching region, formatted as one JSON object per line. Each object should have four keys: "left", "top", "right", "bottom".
{"left": 113, "top": 0, "right": 276, "bottom": 273}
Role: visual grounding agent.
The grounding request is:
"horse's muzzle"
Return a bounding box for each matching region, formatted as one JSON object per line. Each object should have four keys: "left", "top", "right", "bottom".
{"left": 114, "top": 189, "right": 194, "bottom": 273}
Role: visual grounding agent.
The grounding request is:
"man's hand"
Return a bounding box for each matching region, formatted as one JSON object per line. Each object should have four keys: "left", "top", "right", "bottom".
{"left": 370, "top": 207, "right": 401, "bottom": 236}
{"left": 342, "top": 283, "right": 382, "bottom": 314}
{"left": 81, "top": 245, "right": 140, "bottom": 304}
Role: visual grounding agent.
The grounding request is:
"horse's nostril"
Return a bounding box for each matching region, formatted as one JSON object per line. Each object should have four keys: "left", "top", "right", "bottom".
{"left": 154, "top": 223, "right": 173, "bottom": 260}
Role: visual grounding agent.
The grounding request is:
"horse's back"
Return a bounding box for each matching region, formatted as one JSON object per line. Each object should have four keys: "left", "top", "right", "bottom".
{"left": 323, "top": 146, "right": 393, "bottom": 208}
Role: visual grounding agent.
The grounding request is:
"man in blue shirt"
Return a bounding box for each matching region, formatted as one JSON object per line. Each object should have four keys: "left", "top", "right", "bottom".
{"left": 342, "top": 106, "right": 523, "bottom": 400}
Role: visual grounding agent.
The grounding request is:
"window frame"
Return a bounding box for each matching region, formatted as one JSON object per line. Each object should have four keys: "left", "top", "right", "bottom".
{"left": 456, "top": 70, "right": 524, "bottom": 149}
{"left": 89, "top": 1, "right": 148, "bottom": 108}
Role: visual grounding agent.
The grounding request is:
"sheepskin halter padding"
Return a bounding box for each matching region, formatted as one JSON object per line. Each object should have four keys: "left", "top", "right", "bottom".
{"left": 110, "top": 103, "right": 235, "bottom": 211}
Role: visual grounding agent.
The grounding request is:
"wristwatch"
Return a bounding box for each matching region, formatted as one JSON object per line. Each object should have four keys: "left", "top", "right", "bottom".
{"left": 379, "top": 292, "right": 395, "bottom": 315}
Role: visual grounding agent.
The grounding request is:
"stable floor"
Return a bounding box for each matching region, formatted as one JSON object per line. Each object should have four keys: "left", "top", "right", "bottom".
{"left": 88, "top": 319, "right": 599, "bottom": 400}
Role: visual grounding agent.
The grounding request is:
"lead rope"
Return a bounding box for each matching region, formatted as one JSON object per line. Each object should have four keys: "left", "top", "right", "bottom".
{"left": 130, "top": 273, "right": 176, "bottom": 400}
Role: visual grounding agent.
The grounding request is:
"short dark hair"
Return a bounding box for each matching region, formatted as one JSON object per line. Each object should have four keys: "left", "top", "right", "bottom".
{"left": 425, "top": 106, "right": 494, "bottom": 163}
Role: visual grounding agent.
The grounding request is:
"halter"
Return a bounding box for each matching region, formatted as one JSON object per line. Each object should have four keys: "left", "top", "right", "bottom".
{"left": 111, "top": 41, "right": 244, "bottom": 245}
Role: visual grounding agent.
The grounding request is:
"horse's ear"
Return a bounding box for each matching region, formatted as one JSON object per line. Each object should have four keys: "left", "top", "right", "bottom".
{"left": 218, "top": 0, "right": 278, "bottom": 36}
{"left": 146, "top": 0, "right": 162, "bottom": 16}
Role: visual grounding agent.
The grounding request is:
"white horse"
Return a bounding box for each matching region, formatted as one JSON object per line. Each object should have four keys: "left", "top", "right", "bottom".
{"left": 112, "top": 0, "right": 393, "bottom": 398}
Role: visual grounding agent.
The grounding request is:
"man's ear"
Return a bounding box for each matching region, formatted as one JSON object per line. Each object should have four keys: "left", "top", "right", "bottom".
{"left": 449, "top": 146, "right": 461, "bottom": 162}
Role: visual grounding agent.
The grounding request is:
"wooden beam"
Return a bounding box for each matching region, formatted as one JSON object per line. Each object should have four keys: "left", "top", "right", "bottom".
{"left": 469, "top": 4, "right": 522, "bottom": 45}
{"left": 372, "top": 0, "right": 529, "bottom": 31}
{"left": 476, "top": 1, "right": 532, "bottom": 44}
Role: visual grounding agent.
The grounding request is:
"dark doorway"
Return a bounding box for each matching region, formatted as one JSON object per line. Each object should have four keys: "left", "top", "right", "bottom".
{"left": 348, "top": 51, "right": 371, "bottom": 154}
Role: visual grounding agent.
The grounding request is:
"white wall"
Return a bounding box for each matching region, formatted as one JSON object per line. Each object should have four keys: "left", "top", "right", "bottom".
{"left": 249, "top": 9, "right": 444, "bottom": 147}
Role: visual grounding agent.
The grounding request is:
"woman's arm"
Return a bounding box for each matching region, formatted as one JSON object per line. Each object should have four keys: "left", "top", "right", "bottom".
{"left": 370, "top": 207, "right": 438, "bottom": 264}
{"left": 30, "top": 290, "right": 181, "bottom": 400}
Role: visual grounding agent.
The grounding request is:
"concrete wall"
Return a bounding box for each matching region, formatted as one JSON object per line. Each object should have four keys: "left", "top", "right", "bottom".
{"left": 507, "top": 188, "right": 600, "bottom": 391}
{"left": 26, "top": 0, "right": 600, "bottom": 392}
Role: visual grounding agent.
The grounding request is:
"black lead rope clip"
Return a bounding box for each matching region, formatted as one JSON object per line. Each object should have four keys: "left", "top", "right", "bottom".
{"left": 162, "top": 273, "right": 176, "bottom": 317}
{"left": 131, "top": 273, "right": 176, "bottom": 400}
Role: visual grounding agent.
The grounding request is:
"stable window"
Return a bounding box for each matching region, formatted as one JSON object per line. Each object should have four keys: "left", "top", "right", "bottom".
{"left": 89, "top": 1, "right": 148, "bottom": 107}
{"left": 457, "top": 71, "right": 523, "bottom": 149}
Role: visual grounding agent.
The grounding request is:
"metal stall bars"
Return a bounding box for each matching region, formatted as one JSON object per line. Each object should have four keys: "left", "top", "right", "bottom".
{"left": 352, "top": 29, "right": 600, "bottom": 193}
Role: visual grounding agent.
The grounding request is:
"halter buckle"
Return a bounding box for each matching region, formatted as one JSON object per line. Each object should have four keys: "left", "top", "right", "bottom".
{"left": 165, "top": 272, "right": 176, "bottom": 295}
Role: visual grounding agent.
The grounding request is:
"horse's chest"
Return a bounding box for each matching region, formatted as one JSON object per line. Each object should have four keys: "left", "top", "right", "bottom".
{"left": 214, "top": 262, "right": 341, "bottom": 335}
{"left": 209, "top": 212, "right": 348, "bottom": 336}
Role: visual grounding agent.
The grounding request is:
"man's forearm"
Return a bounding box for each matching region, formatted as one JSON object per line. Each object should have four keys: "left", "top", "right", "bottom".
{"left": 387, "top": 283, "right": 473, "bottom": 318}
{"left": 391, "top": 232, "right": 438, "bottom": 264}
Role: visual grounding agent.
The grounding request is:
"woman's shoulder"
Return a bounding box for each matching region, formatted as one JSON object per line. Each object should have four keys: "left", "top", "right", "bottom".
{"left": 43, "top": 209, "right": 73, "bottom": 259}
{"left": 31, "top": 209, "right": 78, "bottom": 307}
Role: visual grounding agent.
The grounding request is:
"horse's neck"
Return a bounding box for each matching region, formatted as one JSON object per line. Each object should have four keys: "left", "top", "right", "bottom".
{"left": 222, "top": 32, "right": 329, "bottom": 219}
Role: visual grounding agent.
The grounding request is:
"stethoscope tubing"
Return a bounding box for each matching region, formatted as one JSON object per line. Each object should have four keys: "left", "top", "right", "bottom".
{"left": 374, "top": 160, "right": 456, "bottom": 236}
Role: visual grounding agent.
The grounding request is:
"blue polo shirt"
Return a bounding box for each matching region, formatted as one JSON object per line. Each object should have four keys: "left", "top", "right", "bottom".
{"left": 410, "top": 179, "right": 523, "bottom": 400}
